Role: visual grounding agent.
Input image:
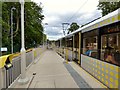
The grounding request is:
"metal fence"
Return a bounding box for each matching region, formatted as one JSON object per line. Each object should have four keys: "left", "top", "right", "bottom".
{"left": 4, "top": 56, "right": 21, "bottom": 88}
{"left": 26, "top": 51, "right": 33, "bottom": 67}
{"left": 34, "top": 47, "right": 45, "bottom": 60}
{"left": 0, "top": 47, "right": 46, "bottom": 89}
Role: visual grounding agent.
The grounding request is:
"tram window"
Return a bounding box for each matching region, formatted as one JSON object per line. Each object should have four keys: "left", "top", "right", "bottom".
{"left": 101, "top": 33, "right": 120, "bottom": 66}
{"left": 82, "top": 36, "right": 98, "bottom": 58}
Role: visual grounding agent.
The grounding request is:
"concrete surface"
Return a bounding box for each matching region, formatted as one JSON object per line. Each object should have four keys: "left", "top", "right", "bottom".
{"left": 12, "top": 50, "right": 107, "bottom": 89}
{"left": 13, "top": 50, "right": 78, "bottom": 88}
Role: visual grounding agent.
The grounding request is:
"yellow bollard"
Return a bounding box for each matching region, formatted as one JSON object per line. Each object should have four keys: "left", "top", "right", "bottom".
{"left": 78, "top": 32, "right": 81, "bottom": 64}
{"left": 78, "top": 48, "right": 80, "bottom": 64}
{"left": 34, "top": 50, "right": 37, "bottom": 58}
{"left": 66, "top": 48, "right": 68, "bottom": 64}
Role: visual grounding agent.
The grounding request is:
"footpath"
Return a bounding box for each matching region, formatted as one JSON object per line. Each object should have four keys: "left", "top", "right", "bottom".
{"left": 12, "top": 50, "right": 107, "bottom": 89}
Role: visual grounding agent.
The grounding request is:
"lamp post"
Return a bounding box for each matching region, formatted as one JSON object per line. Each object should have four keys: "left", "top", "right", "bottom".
{"left": 11, "top": 7, "right": 16, "bottom": 54}
{"left": 18, "top": 0, "right": 29, "bottom": 84}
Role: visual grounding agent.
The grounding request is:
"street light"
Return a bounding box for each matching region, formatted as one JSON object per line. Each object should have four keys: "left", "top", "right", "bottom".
{"left": 18, "top": 0, "right": 29, "bottom": 84}
{"left": 11, "top": 7, "right": 16, "bottom": 54}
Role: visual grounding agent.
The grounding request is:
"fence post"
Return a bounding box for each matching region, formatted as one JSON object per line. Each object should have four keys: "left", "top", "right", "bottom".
{"left": 0, "top": 68, "right": 5, "bottom": 89}
{"left": 32, "top": 49, "right": 36, "bottom": 63}
{"left": 64, "top": 48, "right": 66, "bottom": 60}
{"left": 32, "top": 49, "right": 35, "bottom": 62}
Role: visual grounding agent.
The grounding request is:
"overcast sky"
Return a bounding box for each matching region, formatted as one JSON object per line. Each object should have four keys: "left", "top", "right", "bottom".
{"left": 32, "top": 0, "right": 102, "bottom": 40}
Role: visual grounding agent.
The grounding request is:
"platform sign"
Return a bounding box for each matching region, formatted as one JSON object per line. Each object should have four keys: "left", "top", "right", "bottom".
{"left": 0, "top": 47, "right": 7, "bottom": 51}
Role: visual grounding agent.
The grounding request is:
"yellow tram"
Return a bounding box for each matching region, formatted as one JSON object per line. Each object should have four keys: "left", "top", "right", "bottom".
{"left": 55, "top": 8, "right": 120, "bottom": 89}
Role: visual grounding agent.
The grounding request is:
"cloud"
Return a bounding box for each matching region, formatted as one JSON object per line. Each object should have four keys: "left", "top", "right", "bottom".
{"left": 45, "top": 27, "right": 63, "bottom": 36}
{"left": 44, "top": 10, "right": 102, "bottom": 40}
{"left": 32, "top": 0, "right": 102, "bottom": 40}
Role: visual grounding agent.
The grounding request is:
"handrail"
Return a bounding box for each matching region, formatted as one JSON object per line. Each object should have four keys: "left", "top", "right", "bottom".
{"left": 0, "top": 47, "right": 46, "bottom": 89}
{"left": 26, "top": 48, "right": 33, "bottom": 53}
{"left": 0, "top": 55, "right": 11, "bottom": 68}
{"left": 0, "top": 48, "right": 33, "bottom": 69}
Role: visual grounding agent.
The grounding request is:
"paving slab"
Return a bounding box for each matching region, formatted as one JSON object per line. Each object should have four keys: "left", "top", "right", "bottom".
{"left": 12, "top": 50, "right": 107, "bottom": 89}
{"left": 69, "top": 62, "right": 107, "bottom": 89}
{"left": 13, "top": 50, "right": 78, "bottom": 88}
{"left": 34, "top": 80, "right": 55, "bottom": 88}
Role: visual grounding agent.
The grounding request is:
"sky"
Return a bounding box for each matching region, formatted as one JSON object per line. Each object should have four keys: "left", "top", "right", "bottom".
{"left": 32, "top": 0, "right": 102, "bottom": 40}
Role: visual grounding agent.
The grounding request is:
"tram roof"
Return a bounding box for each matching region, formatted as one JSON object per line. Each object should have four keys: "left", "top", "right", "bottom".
{"left": 57, "top": 8, "right": 120, "bottom": 41}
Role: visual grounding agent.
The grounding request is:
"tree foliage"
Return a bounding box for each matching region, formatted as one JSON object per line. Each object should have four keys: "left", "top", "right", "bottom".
{"left": 2, "top": 2, "right": 44, "bottom": 54}
{"left": 68, "top": 22, "right": 79, "bottom": 34}
{"left": 98, "top": 2, "right": 120, "bottom": 16}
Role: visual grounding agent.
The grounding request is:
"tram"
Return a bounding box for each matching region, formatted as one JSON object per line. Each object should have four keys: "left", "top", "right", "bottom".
{"left": 55, "top": 8, "right": 120, "bottom": 89}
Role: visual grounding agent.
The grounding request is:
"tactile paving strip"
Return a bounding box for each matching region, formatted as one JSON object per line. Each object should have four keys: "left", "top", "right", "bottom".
{"left": 63, "top": 62, "right": 93, "bottom": 89}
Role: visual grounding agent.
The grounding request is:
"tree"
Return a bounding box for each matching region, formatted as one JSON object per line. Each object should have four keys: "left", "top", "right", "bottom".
{"left": 98, "top": 2, "right": 120, "bottom": 16}
{"left": 2, "top": 2, "right": 44, "bottom": 55}
{"left": 24, "top": 2, "right": 44, "bottom": 48}
{"left": 68, "top": 22, "right": 79, "bottom": 34}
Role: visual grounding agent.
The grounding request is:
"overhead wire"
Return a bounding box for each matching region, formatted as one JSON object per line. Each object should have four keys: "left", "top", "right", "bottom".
{"left": 63, "top": 0, "right": 89, "bottom": 35}
{"left": 66, "top": 0, "right": 89, "bottom": 23}
{"left": 65, "top": 0, "right": 102, "bottom": 34}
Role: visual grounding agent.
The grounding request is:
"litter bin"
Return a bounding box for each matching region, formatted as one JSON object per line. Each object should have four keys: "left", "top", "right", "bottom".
{"left": 4, "top": 56, "right": 13, "bottom": 70}
{"left": 4, "top": 56, "right": 13, "bottom": 88}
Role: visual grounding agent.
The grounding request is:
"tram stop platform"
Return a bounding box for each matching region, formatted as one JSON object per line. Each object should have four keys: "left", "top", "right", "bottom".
{"left": 11, "top": 50, "right": 107, "bottom": 89}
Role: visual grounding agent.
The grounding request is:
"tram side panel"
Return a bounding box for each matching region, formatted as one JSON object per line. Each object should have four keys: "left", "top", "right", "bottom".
{"left": 55, "top": 9, "right": 120, "bottom": 89}
{"left": 80, "top": 11, "right": 120, "bottom": 88}
{"left": 81, "top": 54, "right": 119, "bottom": 89}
